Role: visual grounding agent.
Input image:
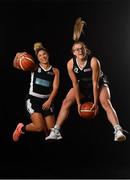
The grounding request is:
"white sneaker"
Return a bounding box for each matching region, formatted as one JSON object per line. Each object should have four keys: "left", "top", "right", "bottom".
{"left": 114, "top": 129, "right": 126, "bottom": 142}
{"left": 45, "top": 128, "right": 62, "bottom": 141}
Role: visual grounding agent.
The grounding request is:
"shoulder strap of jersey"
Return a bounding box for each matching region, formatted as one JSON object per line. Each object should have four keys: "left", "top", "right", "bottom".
{"left": 72, "top": 56, "right": 77, "bottom": 68}
{"left": 87, "top": 54, "right": 93, "bottom": 67}
{"left": 73, "top": 56, "right": 76, "bottom": 63}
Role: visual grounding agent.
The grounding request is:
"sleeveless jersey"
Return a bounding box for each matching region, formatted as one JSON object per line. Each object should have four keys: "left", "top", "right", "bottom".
{"left": 73, "top": 55, "right": 107, "bottom": 95}
{"left": 29, "top": 64, "right": 55, "bottom": 99}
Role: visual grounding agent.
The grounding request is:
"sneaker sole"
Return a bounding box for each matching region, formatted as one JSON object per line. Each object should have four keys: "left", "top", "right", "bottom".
{"left": 115, "top": 135, "right": 126, "bottom": 142}
{"left": 45, "top": 137, "right": 63, "bottom": 142}
{"left": 13, "top": 123, "right": 24, "bottom": 142}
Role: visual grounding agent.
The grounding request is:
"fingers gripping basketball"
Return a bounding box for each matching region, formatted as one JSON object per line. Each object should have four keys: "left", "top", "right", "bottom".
{"left": 15, "top": 53, "right": 35, "bottom": 71}
{"left": 80, "top": 102, "right": 96, "bottom": 119}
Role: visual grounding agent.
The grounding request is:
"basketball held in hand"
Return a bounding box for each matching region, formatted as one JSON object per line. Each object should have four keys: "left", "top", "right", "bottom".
{"left": 16, "top": 53, "right": 35, "bottom": 71}
{"left": 80, "top": 102, "right": 96, "bottom": 119}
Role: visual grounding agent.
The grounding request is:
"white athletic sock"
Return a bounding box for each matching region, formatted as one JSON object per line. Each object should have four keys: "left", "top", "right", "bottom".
{"left": 54, "top": 124, "right": 60, "bottom": 131}
{"left": 114, "top": 124, "right": 121, "bottom": 131}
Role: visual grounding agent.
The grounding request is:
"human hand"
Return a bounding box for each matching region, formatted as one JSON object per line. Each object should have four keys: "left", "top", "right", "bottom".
{"left": 13, "top": 52, "right": 28, "bottom": 69}
{"left": 90, "top": 103, "right": 99, "bottom": 116}
{"left": 78, "top": 103, "right": 81, "bottom": 115}
{"left": 42, "top": 99, "right": 51, "bottom": 110}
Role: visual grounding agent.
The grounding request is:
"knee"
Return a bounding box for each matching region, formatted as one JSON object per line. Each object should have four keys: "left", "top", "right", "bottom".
{"left": 35, "top": 124, "right": 44, "bottom": 132}
{"left": 62, "top": 98, "right": 72, "bottom": 109}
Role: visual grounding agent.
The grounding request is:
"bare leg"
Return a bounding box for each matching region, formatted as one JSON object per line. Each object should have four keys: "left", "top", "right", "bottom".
{"left": 56, "top": 88, "right": 76, "bottom": 128}
{"left": 99, "top": 85, "right": 126, "bottom": 141}
{"left": 45, "top": 88, "right": 76, "bottom": 140}
{"left": 25, "top": 112, "right": 48, "bottom": 136}
{"left": 45, "top": 115, "right": 55, "bottom": 131}
{"left": 13, "top": 112, "right": 48, "bottom": 141}
{"left": 99, "top": 85, "right": 119, "bottom": 127}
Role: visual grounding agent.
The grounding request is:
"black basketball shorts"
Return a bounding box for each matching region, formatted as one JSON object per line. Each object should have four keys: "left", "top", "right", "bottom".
{"left": 26, "top": 95, "right": 54, "bottom": 117}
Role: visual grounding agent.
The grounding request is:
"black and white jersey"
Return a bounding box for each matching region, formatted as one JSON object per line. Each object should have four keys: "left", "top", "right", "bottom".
{"left": 73, "top": 55, "right": 103, "bottom": 84}
{"left": 29, "top": 64, "right": 55, "bottom": 99}
{"left": 73, "top": 55, "right": 108, "bottom": 95}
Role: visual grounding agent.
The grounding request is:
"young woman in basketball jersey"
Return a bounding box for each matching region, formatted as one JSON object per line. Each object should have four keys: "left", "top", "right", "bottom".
{"left": 45, "top": 17, "right": 126, "bottom": 142}
{"left": 12, "top": 42, "right": 60, "bottom": 142}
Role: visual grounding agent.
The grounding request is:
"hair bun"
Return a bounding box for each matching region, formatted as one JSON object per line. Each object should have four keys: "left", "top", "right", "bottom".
{"left": 34, "top": 42, "right": 44, "bottom": 52}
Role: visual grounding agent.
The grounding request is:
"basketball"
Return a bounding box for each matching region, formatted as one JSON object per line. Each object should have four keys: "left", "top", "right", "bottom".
{"left": 80, "top": 102, "right": 95, "bottom": 119}
{"left": 16, "top": 53, "right": 35, "bottom": 71}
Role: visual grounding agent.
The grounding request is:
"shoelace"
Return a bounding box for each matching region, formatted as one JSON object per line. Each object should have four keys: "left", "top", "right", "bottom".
{"left": 122, "top": 129, "right": 129, "bottom": 134}
{"left": 114, "top": 128, "right": 129, "bottom": 134}
{"left": 50, "top": 128, "right": 59, "bottom": 134}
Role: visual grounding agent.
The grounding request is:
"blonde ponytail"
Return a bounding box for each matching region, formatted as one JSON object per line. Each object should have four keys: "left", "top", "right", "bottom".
{"left": 73, "top": 17, "right": 86, "bottom": 42}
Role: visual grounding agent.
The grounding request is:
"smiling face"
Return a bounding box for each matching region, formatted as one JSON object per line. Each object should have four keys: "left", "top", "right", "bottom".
{"left": 37, "top": 49, "right": 49, "bottom": 65}
{"left": 72, "top": 42, "right": 90, "bottom": 60}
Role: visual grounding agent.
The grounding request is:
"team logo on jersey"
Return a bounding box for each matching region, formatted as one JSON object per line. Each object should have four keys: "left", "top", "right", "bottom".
{"left": 35, "top": 78, "right": 51, "bottom": 87}
{"left": 84, "top": 68, "right": 91, "bottom": 72}
{"left": 50, "top": 107, "right": 54, "bottom": 113}
{"left": 47, "top": 71, "right": 54, "bottom": 75}
{"left": 74, "top": 67, "right": 78, "bottom": 73}
{"left": 38, "top": 67, "right": 41, "bottom": 73}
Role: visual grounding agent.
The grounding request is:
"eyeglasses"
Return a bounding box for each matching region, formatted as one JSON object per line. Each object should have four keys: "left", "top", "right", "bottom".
{"left": 73, "top": 47, "right": 84, "bottom": 52}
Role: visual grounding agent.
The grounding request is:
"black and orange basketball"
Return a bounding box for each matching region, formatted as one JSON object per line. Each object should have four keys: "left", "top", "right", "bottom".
{"left": 16, "top": 53, "right": 35, "bottom": 71}
{"left": 80, "top": 102, "right": 96, "bottom": 119}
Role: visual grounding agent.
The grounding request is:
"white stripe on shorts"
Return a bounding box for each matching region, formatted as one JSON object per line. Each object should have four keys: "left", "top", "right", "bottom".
{"left": 26, "top": 99, "right": 34, "bottom": 114}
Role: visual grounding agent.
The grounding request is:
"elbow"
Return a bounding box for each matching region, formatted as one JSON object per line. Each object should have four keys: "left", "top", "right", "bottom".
{"left": 72, "top": 81, "right": 79, "bottom": 88}
{"left": 53, "top": 87, "right": 59, "bottom": 95}
{"left": 93, "top": 82, "right": 99, "bottom": 89}
{"left": 55, "top": 85, "right": 59, "bottom": 91}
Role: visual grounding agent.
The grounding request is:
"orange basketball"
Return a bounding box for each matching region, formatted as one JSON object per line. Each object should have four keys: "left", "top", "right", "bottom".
{"left": 16, "top": 53, "right": 35, "bottom": 71}
{"left": 80, "top": 102, "right": 95, "bottom": 119}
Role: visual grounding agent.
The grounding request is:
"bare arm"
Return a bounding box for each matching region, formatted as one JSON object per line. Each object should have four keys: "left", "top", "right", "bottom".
{"left": 91, "top": 57, "right": 100, "bottom": 106}
{"left": 42, "top": 67, "right": 60, "bottom": 110}
{"left": 67, "top": 59, "right": 81, "bottom": 113}
{"left": 48, "top": 67, "right": 60, "bottom": 103}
